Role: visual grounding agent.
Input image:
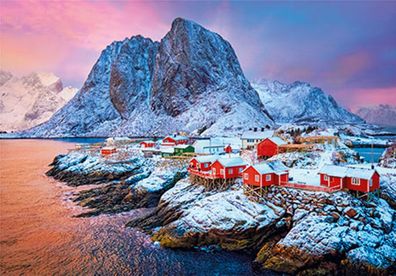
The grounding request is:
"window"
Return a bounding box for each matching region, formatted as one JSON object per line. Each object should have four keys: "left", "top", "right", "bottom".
{"left": 324, "top": 175, "right": 328, "bottom": 181}
{"left": 220, "top": 169, "right": 225, "bottom": 175}
{"left": 255, "top": 175, "right": 259, "bottom": 182}
{"left": 213, "top": 168, "right": 216, "bottom": 174}
{"left": 369, "top": 179, "right": 373, "bottom": 187}
{"left": 266, "top": 174, "right": 271, "bottom": 181}
{"left": 204, "top": 163, "right": 209, "bottom": 168}
{"left": 244, "top": 173, "right": 249, "bottom": 180}
{"left": 238, "top": 168, "right": 243, "bottom": 173}
{"left": 352, "top": 177, "right": 360, "bottom": 185}
{"left": 228, "top": 168, "right": 233, "bottom": 174}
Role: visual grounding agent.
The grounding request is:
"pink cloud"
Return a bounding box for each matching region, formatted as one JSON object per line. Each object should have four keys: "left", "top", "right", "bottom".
{"left": 337, "top": 87, "right": 396, "bottom": 111}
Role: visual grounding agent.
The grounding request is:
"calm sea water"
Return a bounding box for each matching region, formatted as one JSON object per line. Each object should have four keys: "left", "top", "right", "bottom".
{"left": 0, "top": 139, "right": 263, "bottom": 275}
{"left": 353, "top": 147, "right": 385, "bottom": 163}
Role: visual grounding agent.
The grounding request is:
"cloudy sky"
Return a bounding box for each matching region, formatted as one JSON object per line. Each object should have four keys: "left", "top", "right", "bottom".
{"left": 1, "top": 1, "right": 395, "bottom": 110}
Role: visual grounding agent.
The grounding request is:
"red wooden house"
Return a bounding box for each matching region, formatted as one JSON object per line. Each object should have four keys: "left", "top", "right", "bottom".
{"left": 161, "top": 135, "right": 188, "bottom": 146}
{"left": 243, "top": 161, "right": 289, "bottom": 188}
{"left": 319, "top": 165, "right": 380, "bottom": 192}
{"left": 189, "top": 155, "right": 218, "bottom": 172}
{"left": 257, "top": 137, "right": 287, "bottom": 159}
{"left": 140, "top": 140, "right": 155, "bottom": 148}
{"left": 211, "top": 157, "right": 247, "bottom": 179}
{"left": 101, "top": 146, "right": 116, "bottom": 155}
{"left": 224, "top": 145, "right": 232, "bottom": 154}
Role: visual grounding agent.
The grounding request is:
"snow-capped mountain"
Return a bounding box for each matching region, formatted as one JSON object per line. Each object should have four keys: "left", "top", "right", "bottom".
{"left": 23, "top": 18, "right": 273, "bottom": 137}
{"left": 252, "top": 80, "right": 364, "bottom": 125}
{"left": 0, "top": 70, "right": 78, "bottom": 131}
{"left": 355, "top": 104, "right": 396, "bottom": 126}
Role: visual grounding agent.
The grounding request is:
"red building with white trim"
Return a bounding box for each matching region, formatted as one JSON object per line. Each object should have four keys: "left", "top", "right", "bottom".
{"left": 140, "top": 140, "right": 155, "bottom": 148}
{"left": 318, "top": 165, "right": 380, "bottom": 192}
{"left": 243, "top": 161, "right": 289, "bottom": 188}
{"left": 161, "top": 135, "right": 188, "bottom": 146}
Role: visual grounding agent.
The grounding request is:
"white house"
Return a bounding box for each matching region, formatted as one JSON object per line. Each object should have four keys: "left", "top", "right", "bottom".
{"left": 241, "top": 130, "right": 274, "bottom": 149}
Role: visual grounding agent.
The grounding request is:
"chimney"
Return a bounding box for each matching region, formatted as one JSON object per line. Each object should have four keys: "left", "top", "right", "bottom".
{"left": 371, "top": 164, "right": 375, "bottom": 170}
{"left": 254, "top": 127, "right": 257, "bottom": 132}
{"left": 261, "top": 127, "right": 265, "bottom": 132}
{"left": 249, "top": 128, "right": 252, "bottom": 131}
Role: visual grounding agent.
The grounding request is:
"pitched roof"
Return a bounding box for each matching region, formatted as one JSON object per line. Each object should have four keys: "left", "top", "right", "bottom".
{"left": 216, "top": 157, "right": 247, "bottom": 167}
{"left": 250, "top": 161, "right": 289, "bottom": 175}
{"left": 267, "top": 137, "right": 287, "bottom": 146}
{"left": 165, "top": 135, "right": 188, "bottom": 141}
{"left": 194, "top": 155, "right": 218, "bottom": 163}
{"left": 319, "top": 165, "right": 348, "bottom": 177}
{"left": 319, "top": 165, "right": 376, "bottom": 180}
{"left": 174, "top": 144, "right": 193, "bottom": 149}
{"left": 141, "top": 140, "right": 155, "bottom": 144}
{"left": 345, "top": 167, "right": 376, "bottom": 180}
{"left": 241, "top": 130, "right": 274, "bottom": 140}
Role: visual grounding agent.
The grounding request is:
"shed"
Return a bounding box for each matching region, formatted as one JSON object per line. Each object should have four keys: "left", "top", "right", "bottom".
{"left": 140, "top": 140, "right": 155, "bottom": 148}
{"left": 189, "top": 155, "right": 218, "bottom": 172}
{"left": 257, "top": 137, "right": 287, "bottom": 159}
{"left": 174, "top": 145, "right": 195, "bottom": 155}
{"left": 211, "top": 157, "right": 247, "bottom": 179}
{"left": 101, "top": 146, "right": 116, "bottom": 155}
{"left": 243, "top": 161, "right": 289, "bottom": 187}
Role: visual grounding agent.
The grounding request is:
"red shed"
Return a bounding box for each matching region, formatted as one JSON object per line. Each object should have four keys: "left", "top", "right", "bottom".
{"left": 257, "top": 137, "right": 287, "bottom": 159}
{"left": 318, "top": 165, "right": 347, "bottom": 189}
{"left": 161, "top": 135, "right": 188, "bottom": 146}
{"left": 140, "top": 140, "right": 155, "bottom": 148}
{"left": 211, "top": 157, "right": 247, "bottom": 179}
{"left": 189, "top": 155, "right": 218, "bottom": 172}
{"left": 101, "top": 146, "right": 116, "bottom": 155}
{"left": 224, "top": 144, "right": 232, "bottom": 154}
{"left": 243, "top": 161, "right": 289, "bottom": 188}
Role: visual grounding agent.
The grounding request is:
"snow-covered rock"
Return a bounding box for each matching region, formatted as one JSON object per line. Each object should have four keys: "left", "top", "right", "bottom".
{"left": 22, "top": 18, "right": 273, "bottom": 137}
{"left": 252, "top": 80, "right": 364, "bottom": 125}
{"left": 356, "top": 104, "right": 396, "bottom": 127}
{"left": 0, "top": 70, "right": 77, "bottom": 131}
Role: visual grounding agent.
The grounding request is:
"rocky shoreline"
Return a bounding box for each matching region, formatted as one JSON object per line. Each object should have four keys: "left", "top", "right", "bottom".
{"left": 47, "top": 151, "right": 395, "bottom": 275}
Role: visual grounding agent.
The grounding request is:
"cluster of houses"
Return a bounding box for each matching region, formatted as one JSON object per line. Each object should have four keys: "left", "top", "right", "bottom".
{"left": 188, "top": 155, "right": 380, "bottom": 194}
{"left": 97, "top": 128, "right": 380, "bottom": 195}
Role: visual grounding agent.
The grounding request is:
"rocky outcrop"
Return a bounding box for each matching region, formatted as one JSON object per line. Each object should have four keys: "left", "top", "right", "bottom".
{"left": 23, "top": 18, "right": 273, "bottom": 137}
{"left": 129, "top": 180, "right": 396, "bottom": 275}
{"left": 47, "top": 150, "right": 186, "bottom": 217}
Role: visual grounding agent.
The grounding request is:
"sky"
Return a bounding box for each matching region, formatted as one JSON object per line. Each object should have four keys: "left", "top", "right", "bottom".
{"left": 1, "top": 0, "right": 395, "bottom": 111}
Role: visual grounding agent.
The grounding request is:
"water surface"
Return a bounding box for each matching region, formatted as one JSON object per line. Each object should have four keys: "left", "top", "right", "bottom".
{"left": 0, "top": 139, "right": 259, "bottom": 275}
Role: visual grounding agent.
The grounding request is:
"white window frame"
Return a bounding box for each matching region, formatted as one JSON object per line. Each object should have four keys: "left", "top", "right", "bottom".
{"left": 266, "top": 174, "right": 271, "bottom": 181}
{"left": 228, "top": 168, "right": 233, "bottom": 174}
{"left": 238, "top": 168, "right": 243, "bottom": 173}
{"left": 204, "top": 163, "right": 209, "bottom": 168}
{"left": 244, "top": 173, "right": 249, "bottom": 180}
{"left": 352, "top": 177, "right": 360, "bottom": 185}
{"left": 369, "top": 178, "right": 373, "bottom": 187}
{"left": 220, "top": 169, "right": 225, "bottom": 175}
{"left": 255, "top": 175, "right": 259, "bottom": 182}
{"left": 213, "top": 168, "right": 216, "bottom": 174}
{"left": 324, "top": 175, "right": 328, "bottom": 181}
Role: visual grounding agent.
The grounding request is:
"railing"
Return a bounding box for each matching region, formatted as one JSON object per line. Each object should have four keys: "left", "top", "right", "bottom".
{"left": 279, "top": 182, "right": 341, "bottom": 193}
{"left": 188, "top": 168, "right": 223, "bottom": 179}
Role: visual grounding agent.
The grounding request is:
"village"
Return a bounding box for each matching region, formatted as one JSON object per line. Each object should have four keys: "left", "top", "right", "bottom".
{"left": 75, "top": 126, "right": 394, "bottom": 202}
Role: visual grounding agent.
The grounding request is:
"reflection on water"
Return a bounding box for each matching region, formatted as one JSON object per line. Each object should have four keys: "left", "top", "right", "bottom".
{"left": 0, "top": 140, "right": 259, "bottom": 275}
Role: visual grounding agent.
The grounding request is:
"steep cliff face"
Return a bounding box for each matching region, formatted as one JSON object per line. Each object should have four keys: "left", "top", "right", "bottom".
{"left": 23, "top": 18, "right": 273, "bottom": 137}
{"left": 252, "top": 80, "right": 364, "bottom": 125}
{"left": 0, "top": 71, "right": 77, "bottom": 131}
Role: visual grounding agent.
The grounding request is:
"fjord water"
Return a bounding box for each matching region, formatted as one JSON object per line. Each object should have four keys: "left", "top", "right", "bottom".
{"left": 0, "top": 139, "right": 256, "bottom": 275}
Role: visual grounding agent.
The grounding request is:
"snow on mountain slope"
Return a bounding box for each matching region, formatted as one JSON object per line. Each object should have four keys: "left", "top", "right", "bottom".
{"left": 355, "top": 105, "right": 396, "bottom": 126}
{"left": 0, "top": 70, "right": 78, "bottom": 131}
{"left": 252, "top": 80, "right": 364, "bottom": 125}
{"left": 23, "top": 18, "right": 273, "bottom": 137}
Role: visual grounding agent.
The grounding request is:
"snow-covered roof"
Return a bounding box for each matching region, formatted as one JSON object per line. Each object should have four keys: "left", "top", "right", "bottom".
{"left": 102, "top": 146, "right": 116, "bottom": 150}
{"left": 194, "top": 155, "right": 218, "bottom": 163}
{"left": 161, "top": 147, "right": 175, "bottom": 153}
{"left": 345, "top": 167, "right": 376, "bottom": 180}
{"left": 165, "top": 135, "right": 188, "bottom": 141}
{"left": 203, "top": 145, "right": 224, "bottom": 149}
{"left": 216, "top": 157, "right": 247, "bottom": 167}
{"left": 268, "top": 137, "right": 287, "bottom": 146}
{"left": 141, "top": 140, "right": 155, "bottom": 144}
{"left": 250, "top": 161, "right": 288, "bottom": 175}
{"left": 319, "top": 165, "right": 377, "bottom": 180}
{"left": 241, "top": 130, "right": 274, "bottom": 140}
{"left": 319, "top": 165, "right": 348, "bottom": 177}
{"left": 174, "top": 144, "right": 193, "bottom": 149}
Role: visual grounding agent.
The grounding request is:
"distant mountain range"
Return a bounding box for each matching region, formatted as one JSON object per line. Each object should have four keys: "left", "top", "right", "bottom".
{"left": 21, "top": 18, "right": 367, "bottom": 137}
{"left": 252, "top": 80, "right": 364, "bottom": 125}
{"left": 0, "top": 71, "right": 77, "bottom": 131}
{"left": 355, "top": 104, "right": 396, "bottom": 127}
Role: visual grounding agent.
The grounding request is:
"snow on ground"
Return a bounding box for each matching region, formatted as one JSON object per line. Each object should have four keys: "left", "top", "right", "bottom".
{"left": 289, "top": 168, "right": 320, "bottom": 186}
